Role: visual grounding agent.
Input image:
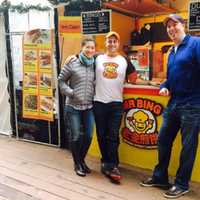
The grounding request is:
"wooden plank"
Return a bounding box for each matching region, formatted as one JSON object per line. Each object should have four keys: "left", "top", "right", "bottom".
{"left": 0, "top": 135, "right": 199, "bottom": 200}
{"left": 0, "top": 182, "right": 39, "bottom": 200}
{"left": 0, "top": 161, "right": 125, "bottom": 200}
{"left": 0, "top": 196, "right": 9, "bottom": 200}
{"left": 0, "top": 138, "right": 127, "bottom": 200}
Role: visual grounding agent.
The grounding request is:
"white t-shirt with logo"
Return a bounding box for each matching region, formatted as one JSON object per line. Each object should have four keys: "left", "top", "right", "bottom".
{"left": 94, "top": 54, "right": 128, "bottom": 103}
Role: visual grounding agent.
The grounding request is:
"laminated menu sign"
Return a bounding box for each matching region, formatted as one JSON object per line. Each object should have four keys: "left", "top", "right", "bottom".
{"left": 81, "top": 10, "right": 111, "bottom": 35}
{"left": 22, "top": 29, "right": 53, "bottom": 121}
{"left": 188, "top": 0, "right": 200, "bottom": 31}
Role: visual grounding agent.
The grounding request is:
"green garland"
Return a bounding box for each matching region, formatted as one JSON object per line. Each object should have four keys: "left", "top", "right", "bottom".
{"left": 0, "top": 0, "right": 120, "bottom": 13}
{"left": 47, "top": 0, "right": 120, "bottom": 5}
{"left": 0, "top": 1, "right": 51, "bottom": 13}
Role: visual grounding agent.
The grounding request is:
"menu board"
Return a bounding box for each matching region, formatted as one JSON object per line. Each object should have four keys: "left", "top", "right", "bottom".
{"left": 188, "top": 0, "right": 200, "bottom": 31}
{"left": 22, "top": 29, "right": 54, "bottom": 121}
{"left": 81, "top": 10, "right": 111, "bottom": 35}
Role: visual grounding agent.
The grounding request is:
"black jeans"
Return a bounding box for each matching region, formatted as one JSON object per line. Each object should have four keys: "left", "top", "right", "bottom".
{"left": 153, "top": 103, "right": 200, "bottom": 190}
{"left": 93, "top": 101, "right": 123, "bottom": 169}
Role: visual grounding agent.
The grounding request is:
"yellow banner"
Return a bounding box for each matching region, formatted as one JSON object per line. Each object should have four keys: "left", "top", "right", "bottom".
{"left": 22, "top": 29, "right": 54, "bottom": 121}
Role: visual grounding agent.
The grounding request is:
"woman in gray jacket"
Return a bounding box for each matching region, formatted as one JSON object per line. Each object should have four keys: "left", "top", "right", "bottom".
{"left": 58, "top": 38, "right": 95, "bottom": 177}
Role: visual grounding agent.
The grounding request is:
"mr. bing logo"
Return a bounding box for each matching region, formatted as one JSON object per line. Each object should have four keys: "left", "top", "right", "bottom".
{"left": 122, "top": 98, "right": 163, "bottom": 149}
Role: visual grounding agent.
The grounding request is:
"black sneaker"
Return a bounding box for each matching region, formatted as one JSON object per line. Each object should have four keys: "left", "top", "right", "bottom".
{"left": 109, "top": 167, "right": 122, "bottom": 182}
{"left": 74, "top": 164, "right": 86, "bottom": 177}
{"left": 164, "top": 185, "right": 189, "bottom": 199}
{"left": 81, "top": 162, "right": 91, "bottom": 174}
{"left": 140, "top": 177, "right": 171, "bottom": 189}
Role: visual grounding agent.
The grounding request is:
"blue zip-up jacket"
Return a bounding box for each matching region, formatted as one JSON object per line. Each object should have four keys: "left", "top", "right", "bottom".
{"left": 161, "top": 35, "right": 200, "bottom": 105}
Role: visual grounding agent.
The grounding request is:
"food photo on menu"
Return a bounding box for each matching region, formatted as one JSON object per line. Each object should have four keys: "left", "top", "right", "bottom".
{"left": 39, "top": 50, "right": 51, "bottom": 67}
{"left": 40, "top": 96, "right": 53, "bottom": 112}
{"left": 24, "top": 50, "right": 37, "bottom": 61}
{"left": 24, "top": 94, "right": 37, "bottom": 110}
{"left": 24, "top": 29, "right": 51, "bottom": 44}
{"left": 24, "top": 72, "right": 37, "bottom": 87}
{"left": 40, "top": 73, "right": 52, "bottom": 88}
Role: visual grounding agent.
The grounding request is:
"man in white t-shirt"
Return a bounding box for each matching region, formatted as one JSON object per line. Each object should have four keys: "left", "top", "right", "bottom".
{"left": 93, "top": 31, "right": 137, "bottom": 183}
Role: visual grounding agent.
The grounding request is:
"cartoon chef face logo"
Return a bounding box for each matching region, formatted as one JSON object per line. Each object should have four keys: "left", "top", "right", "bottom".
{"left": 103, "top": 62, "right": 118, "bottom": 79}
{"left": 127, "top": 110, "right": 154, "bottom": 134}
{"left": 122, "top": 98, "right": 163, "bottom": 148}
{"left": 122, "top": 108, "right": 158, "bottom": 148}
{"left": 126, "top": 109, "right": 156, "bottom": 134}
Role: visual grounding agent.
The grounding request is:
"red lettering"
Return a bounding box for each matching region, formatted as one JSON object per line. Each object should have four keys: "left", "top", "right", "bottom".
{"left": 122, "top": 128, "right": 158, "bottom": 147}
{"left": 146, "top": 101, "right": 154, "bottom": 112}
{"left": 153, "top": 105, "right": 162, "bottom": 115}
{"left": 123, "top": 99, "right": 136, "bottom": 110}
{"left": 123, "top": 98, "right": 163, "bottom": 116}
{"left": 143, "top": 99, "right": 147, "bottom": 109}
{"left": 123, "top": 100, "right": 129, "bottom": 110}
{"left": 128, "top": 99, "right": 136, "bottom": 108}
{"left": 137, "top": 99, "right": 143, "bottom": 108}
{"left": 149, "top": 133, "right": 158, "bottom": 145}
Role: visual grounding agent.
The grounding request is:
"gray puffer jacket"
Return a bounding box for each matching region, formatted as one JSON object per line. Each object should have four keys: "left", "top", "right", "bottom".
{"left": 58, "top": 57, "right": 95, "bottom": 108}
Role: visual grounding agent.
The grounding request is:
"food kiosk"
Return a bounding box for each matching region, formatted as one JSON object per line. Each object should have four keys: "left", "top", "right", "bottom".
{"left": 76, "top": 0, "right": 200, "bottom": 183}
{"left": 5, "top": 0, "right": 199, "bottom": 183}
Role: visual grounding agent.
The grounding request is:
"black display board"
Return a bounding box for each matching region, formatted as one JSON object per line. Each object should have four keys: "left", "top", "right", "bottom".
{"left": 81, "top": 10, "right": 111, "bottom": 35}
{"left": 189, "top": 1, "right": 200, "bottom": 31}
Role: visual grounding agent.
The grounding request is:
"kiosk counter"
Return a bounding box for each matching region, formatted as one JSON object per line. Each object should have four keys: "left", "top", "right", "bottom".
{"left": 89, "top": 84, "right": 200, "bottom": 183}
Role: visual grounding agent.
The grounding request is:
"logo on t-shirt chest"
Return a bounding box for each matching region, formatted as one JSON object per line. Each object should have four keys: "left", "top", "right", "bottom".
{"left": 103, "top": 62, "right": 119, "bottom": 79}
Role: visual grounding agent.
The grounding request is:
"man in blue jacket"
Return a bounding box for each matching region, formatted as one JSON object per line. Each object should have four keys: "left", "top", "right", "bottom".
{"left": 140, "top": 14, "right": 200, "bottom": 198}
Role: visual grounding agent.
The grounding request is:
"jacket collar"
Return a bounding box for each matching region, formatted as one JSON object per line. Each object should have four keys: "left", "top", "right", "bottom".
{"left": 171, "top": 35, "right": 190, "bottom": 53}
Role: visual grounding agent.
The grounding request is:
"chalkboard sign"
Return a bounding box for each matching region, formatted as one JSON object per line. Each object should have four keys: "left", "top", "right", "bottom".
{"left": 81, "top": 10, "right": 111, "bottom": 35}
{"left": 188, "top": 0, "right": 200, "bottom": 31}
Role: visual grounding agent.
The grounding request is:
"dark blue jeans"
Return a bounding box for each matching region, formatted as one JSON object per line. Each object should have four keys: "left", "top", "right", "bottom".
{"left": 64, "top": 105, "right": 94, "bottom": 142}
{"left": 64, "top": 105, "right": 94, "bottom": 164}
{"left": 153, "top": 103, "right": 200, "bottom": 190}
{"left": 93, "top": 101, "right": 123, "bottom": 169}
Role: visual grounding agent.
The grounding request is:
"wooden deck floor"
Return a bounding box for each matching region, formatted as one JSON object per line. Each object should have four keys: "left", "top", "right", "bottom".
{"left": 0, "top": 134, "right": 199, "bottom": 200}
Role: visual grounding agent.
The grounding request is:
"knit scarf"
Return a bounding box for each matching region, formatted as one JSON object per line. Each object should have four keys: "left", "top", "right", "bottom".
{"left": 79, "top": 52, "right": 94, "bottom": 66}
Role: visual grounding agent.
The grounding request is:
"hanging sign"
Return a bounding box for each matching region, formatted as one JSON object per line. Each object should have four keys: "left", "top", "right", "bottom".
{"left": 58, "top": 16, "right": 81, "bottom": 37}
{"left": 81, "top": 10, "right": 111, "bottom": 35}
{"left": 188, "top": 0, "right": 200, "bottom": 31}
{"left": 22, "top": 29, "right": 54, "bottom": 121}
{"left": 58, "top": 16, "right": 82, "bottom": 67}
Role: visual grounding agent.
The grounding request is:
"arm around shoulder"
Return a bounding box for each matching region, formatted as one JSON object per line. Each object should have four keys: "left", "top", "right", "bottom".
{"left": 126, "top": 57, "right": 137, "bottom": 84}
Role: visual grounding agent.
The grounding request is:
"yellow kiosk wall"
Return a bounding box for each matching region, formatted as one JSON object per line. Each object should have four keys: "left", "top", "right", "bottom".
{"left": 89, "top": 93, "right": 200, "bottom": 183}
